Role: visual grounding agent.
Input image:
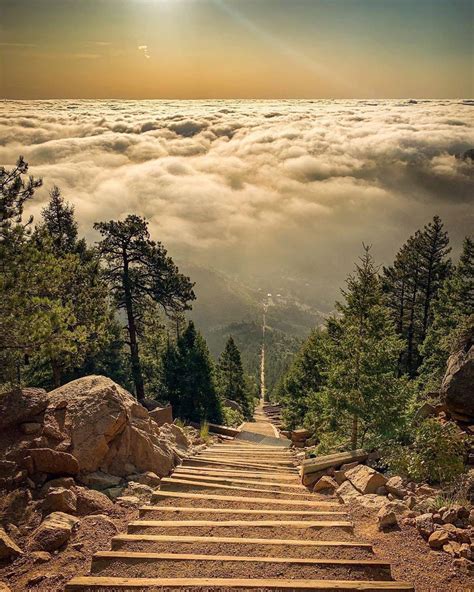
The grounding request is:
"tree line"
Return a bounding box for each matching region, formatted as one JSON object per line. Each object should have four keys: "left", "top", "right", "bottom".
{"left": 0, "top": 157, "right": 256, "bottom": 424}
{"left": 276, "top": 216, "right": 472, "bottom": 473}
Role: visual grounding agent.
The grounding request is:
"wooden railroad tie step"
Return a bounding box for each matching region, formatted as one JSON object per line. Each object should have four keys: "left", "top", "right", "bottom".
{"left": 151, "top": 490, "right": 341, "bottom": 507}
{"left": 196, "top": 454, "right": 295, "bottom": 466}
{"left": 91, "top": 551, "right": 391, "bottom": 569}
{"left": 183, "top": 457, "right": 298, "bottom": 473}
{"left": 159, "top": 477, "right": 316, "bottom": 497}
{"left": 127, "top": 519, "right": 353, "bottom": 531}
{"left": 111, "top": 534, "right": 373, "bottom": 550}
{"left": 172, "top": 472, "right": 307, "bottom": 490}
{"left": 65, "top": 576, "right": 414, "bottom": 590}
{"left": 174, "top": 467, "right": 299, "bottom": 481}
{"left": 138, "top": 506, "right": 349, "bottom": 517}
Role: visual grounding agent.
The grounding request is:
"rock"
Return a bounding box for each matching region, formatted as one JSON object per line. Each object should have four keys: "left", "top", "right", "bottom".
{"left": 441, "top": 338, "right": 474, "bottom": 422}
{"left": 313, "top": 476, "right": 338, "bottom": 493}
{"left": 336, "top": 480, "right": 361, "bottom": 503}
{"left": 405, "top": 495, "right": 417, "bottom": 509}
{"left": 377, "top": 506, "right": 398, "bottom": 530}
{"left": 441, "top": 508, "right": 458, "bottom": 524}
{"left": 385, "top": 476, "right": 407, "bottom": 498}
{"left": 0, "top": 387, "right": 48, "bottom": 429}
{"left": 443, "top": 540, "right": 462, "bottom": 557}
{"left": 71, "top": 541, "right": 84, "bottom": 550}
{"left": 79, "top": 514, "right": 118, "bottom": 535}
{"left": 334, "top": 470, "right": 347, "bottom": 485}
{"left": 128, "top": 471, "right": 161, "bottom": 488}
{"left": 345, "top": 464, "right": 387, "bottom": 494}
{"left": 104, "top": 486, "right": 125, "bottom": 500}
{"left": 428, "top": 530, "right": 449, "bottom": 549}
{"left": 79, "top": 471, "right": 122, "bottom": 491}
{"left": 116, "top": 495, "right": 141, "bottom": 507}
{"left": 460, "top": 543, "right": 472, "bottom": 560}
{"left": 20, "top": 422, "right": 42, "bottom": 435}
{"left": 0, "top": 584, "right": 12, "bottom": 592}
{"left": 43, "top": 487, "right": 77, "bottom": 514}
{"left": 41, "top": 477, "right": 76, "bottom": 495}
{"left": 453, "top": 557, "right": 474, "bottom": 574}
{"left": 31, "top": 550, "right": 52, "bottom": 563}
{"left": 340, "top": 461, "right": 359, "bottom": 472}
{"left": 29, "top": 448, "right": 79, "bottom": 476}
{"left": 29, "top": 512, "right": 79, "bottom": 551}
{"left": 148, "top": 405, "right": 173, "bottom": 427}
{"left": 160, "top": 423, "right": 190, "bottom": 450}
{"left": 358, "top": 494, "right": 388, "bottom": 510}
{"left": 0, "top": 488, "right": 33, "bottom": 526}
{"left": 74, "top": 487, "right": 113, "bottom": 515}
{"left": 44, "top": 376, "right": 178, "bottom": 477}
{"left": 415, "top": 513, "right": 435, "bottom": 539}
{"left": 302, "top": 469, "right": 326, "bottom": 488}
{"left": 121, "top": 481, "right": 154, "bottom": 499}
{"left": 413, "top": 402, "right": 437, "bottom": 424}
{"left": 0, "top": 528, "right": 23, "bottom": 559}
{"left": 469, "top": 509, "right": 474, "bottom": 526}
{"left": 376, "top": 486, "right": 387, "bottom": 496}
{"left": 416, "top": 484, "right": 437, "bottom": 497}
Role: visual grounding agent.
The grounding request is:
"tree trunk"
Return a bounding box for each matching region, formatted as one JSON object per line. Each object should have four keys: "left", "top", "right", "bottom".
{"left": 351, "top": 415, "right": 358, "bottom": 450}
{"left": 123, "top": 252, "right": 145, "bottom": 403}
{"left": 51, "top": 359, "right": 61, "bottom": 388}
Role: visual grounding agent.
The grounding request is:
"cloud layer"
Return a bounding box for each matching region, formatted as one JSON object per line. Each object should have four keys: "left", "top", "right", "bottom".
{"left": 0, "top": 99, "right": 473, "bottom": 306}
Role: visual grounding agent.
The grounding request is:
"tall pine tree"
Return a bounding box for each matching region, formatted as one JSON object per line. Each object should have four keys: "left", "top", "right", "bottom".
{"left": 217, "top": 336, "right": 253, "bottom": 420}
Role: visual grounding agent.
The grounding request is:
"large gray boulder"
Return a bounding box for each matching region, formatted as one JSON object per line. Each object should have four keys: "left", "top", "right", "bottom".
{"left": 441, "top": 340, "right": 474, "bottom": 422}
{"left": 0, "top": 387, "right": 48, "bottom": 429}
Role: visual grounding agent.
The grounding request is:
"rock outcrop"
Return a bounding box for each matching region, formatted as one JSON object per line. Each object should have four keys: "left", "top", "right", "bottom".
{"left": 441, "top": 337, "right": 474, "bottom": 422}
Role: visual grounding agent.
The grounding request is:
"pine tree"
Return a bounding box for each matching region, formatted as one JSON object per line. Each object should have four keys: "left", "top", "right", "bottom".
{"left": 324, "top": 246, "right": 408, "bottom": 449}
{"left": 95, "top": 215, "right": 195, "bottom": 402}
{"left": 217, "top": 336, "right": 253, "bottom": 420}
{"left": 41, "top": 186, "right": 78, "bottom": 254}
{"left": 418, "top": 236, "right": 474, "bottom": 394}
{"left": 164, "top": 321, "right": 222, "bottom": 423}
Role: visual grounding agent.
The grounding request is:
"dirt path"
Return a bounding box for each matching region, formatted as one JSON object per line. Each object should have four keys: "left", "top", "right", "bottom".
{"left": 64, "top": 408, "right": 417, "bottom": 591}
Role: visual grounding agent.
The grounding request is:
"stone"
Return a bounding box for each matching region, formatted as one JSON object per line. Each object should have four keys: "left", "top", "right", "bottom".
{"left": 104, "top": 486, "right": 125, "bottom": 500}
{"left": 44, "top": 376, "right": 178, "bottom": 477}
{"left": 428, "top": 530, "right": 449, "bottom": 549}
{"left": 20, "top": 422, "right": 42, "bottom": 435}
{"left": 443, "top": 540, "right": 462, "bottom": 557}
{"left": 43, "top": 487, "right": 77, "bottom": 514}
{"left": 416, "top": 484, "right": 437, "bottom": 496}
{"left": 441, "top": 339, "right": 474, "bottom": 422}
{"left": 74, "top": 487, "right": 113, "bottom": 515}
{"left": 29, "top": 512, "right": 79, "bottom": 551}
{"left": 335, "top": 480, "right": 361, "bottom": 503}
{"left": 385, "top": 476, "right": 407, "bottom": 498}
{"left": 376, "top": 486, "right": 387, "bottom": 496}
{"left": 1, "top": 489, "right": 33, "bottom": 526}
{"left": 334, "top": 470, "right": 347, "bottom": 485}
{"left": 0, "top": 387, "right": 48, "bottom": 429}
{"left": 0, "top": 528, "right": 23, "bottom": 559}
{"left": 441, "top": 508, "right": 458, "bottom": 524}
{"left": 413, "top": 402, "right": 437, "bottom": 424}
{"left": 160, "top": 423, "right": 190, "bottom": 450}
{"left": 377, "top": 506, "right": 398, "bottom": 530}
{"left": 460, "top": 543, "right": 472, "bottom": 560}
{"left": 0, "top": 584, "right": 12, "bottom": 592}
{"left": 116, "top": 495, "right": 141, "bottom": 507}
{"left": 41, "top": 477, "right": 76, "bottom": 495}
{"left": 122, "top": 481, "right": 154, "bottom": 499}
{"left": 128, "top": 471, "right": 161, "bottom": 488}
{"left": 29, "top": 448, "right": 79, "bottom": 476}
{"left": 358, "top": 494, "right": 388, "bottom": 510}
{"left": 340, "top": 461, "right": 359, "bottom": 472}
{"left": 415, "top": 513, "right": 435, "bottom": 539}
{"left": 453, "top": 557, "right": 474, "bottom": 574}
{"left": 32, "top": 550, "right": 52, "bottom": 563}
{"left": 302, "top": 469, "right": 326, "bottom": 488}
{"left": 469, "top": 509, "right": 474, "bottom": 526}
{"left": 313, "top": 476, "right": 338, "bottom": 493}
{"left": 148, "top": 405, "right": 173, "bottom": 427}
{"left": 79, "top": 471, "right": 122, "bottom": 491}
{"left": 405, "top": 495, "right": 417, "bottom": 509}
{"left": 345, "top": 464, "right": 387, "bottom": 494}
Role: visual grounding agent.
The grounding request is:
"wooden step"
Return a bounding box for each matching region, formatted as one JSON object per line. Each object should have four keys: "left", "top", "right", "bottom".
{"left": 91, "top": 551, "right": 389, "bottom": 569}
{"left": 111, "top": 534, "right": 373, "bottom": 550}
{"left": 66, "top": 576, "right": 414, "bottom": 590}
{"left": 160, "top": 477, "right": 314, "bottom": 497}
{"left": 205, "top": 449, "right": 293, "bottom": 457}
{"left": 197, "top": 454, "right": 295, "bottom": 466}
{"left": 127, "top": 519, "right": 353, "bottom": 531}
{"left": 174, "top": 467, "right": 299, "bottom": 481}
{"left": 173, "top": 472, "right": 306, "bottom": 490}
{"left": 139, "top": 506, "right": 348, "bottom": 518}
{"left": 151, "top": 490, "right": 341, "bottom": 508}
{"left": 183, "top": 457, "right": 298, "bottom": 473}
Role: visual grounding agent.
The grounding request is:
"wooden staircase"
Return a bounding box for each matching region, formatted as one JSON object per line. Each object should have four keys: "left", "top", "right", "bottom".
{"left": 66, "top": 439, "right": 413, "bottom": 591}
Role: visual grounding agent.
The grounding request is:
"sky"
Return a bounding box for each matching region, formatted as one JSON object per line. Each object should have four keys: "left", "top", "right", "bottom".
{"left": 1, "top": 99, "right": 472, "bottom": 307}
{"left": 1, "top": 0, "right": 473, "bottom": 99}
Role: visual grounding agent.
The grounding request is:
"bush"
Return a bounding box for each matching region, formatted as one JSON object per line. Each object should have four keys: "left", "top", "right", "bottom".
{"left": 386, "top": 419, "right": 467, "bottom": 484}
{"left": 222, "top": 406, "right": 244, "bottom": 428}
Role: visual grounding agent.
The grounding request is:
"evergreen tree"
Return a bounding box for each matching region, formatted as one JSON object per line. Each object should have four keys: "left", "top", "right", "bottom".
{"left": 418, "top": 236, "right": 474, "bottom": 394}
{"left": 324, "top": 246, "right": 408, "bottom": 449}
{"left": 95, "top": 215, "right": 195, "bottom": 402}
{"left": 217, "top": 336, "right": 253, "bottom": 419}
{"left": 164, "top": 321, "right": 222, "bottom": 423}
{"left": 41, "top": 186, "right": 78, "bottom": 253}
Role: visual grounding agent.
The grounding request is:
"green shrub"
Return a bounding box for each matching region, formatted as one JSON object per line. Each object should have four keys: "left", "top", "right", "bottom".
{"left": 199, "top": 421, "right": 211, "bottom": 443}
{"left": 222, "top": 406, "right": 244, "bottom": 428}
{"left": 386, "top": 419, "right": 467, "bottom": 484}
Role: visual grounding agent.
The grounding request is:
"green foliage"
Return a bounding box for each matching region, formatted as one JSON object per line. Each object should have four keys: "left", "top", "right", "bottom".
{"left": 222, "top": 406, "right": 244, "bottom": 428}
{"left": 199, "top": 421, "right": 211, "bottom": 443}
{"left": 386, "top": 419, "right": 467, "bottom": 484}
{"left": 164, "top": 321, "right": 223, "bottom": 424}
{"left": 217, "top": 336, "right": 254, "bottom": 420}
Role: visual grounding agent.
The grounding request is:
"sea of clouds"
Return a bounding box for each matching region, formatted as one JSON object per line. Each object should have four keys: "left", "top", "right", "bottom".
{"left": 1, "top": 99, "right": 473, "bottom": 301}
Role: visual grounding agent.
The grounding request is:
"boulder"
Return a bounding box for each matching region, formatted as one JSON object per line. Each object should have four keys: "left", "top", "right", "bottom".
{"left": 78, "top": 471, "right": 122, "bottom": 491}
{"left": 43, "top": 487, "right": 77, "bottom": 514}
{"left": 385, "top": 476, "right": 407, "bottom": 498}
{"left": 0, "top": 528, "right": 23, "bottom": 559}
{"left": 31, "top": 551, "right": 52, "bottom": 563}
{"left": 74, "top": 487, "right": 113, "bottom": 515}
{"left": 428, "top": 530, "right": 449, "bottom": 549}
{"left": 377, "top": 506, "right": 398, "bottom": 530}
{"left": 29, "top": 448, "right": 79, "bottom": 475}
{"left": 441, "top": 339, "right": 474, "bottom": 422}
{"left": 291, "top": 429, "right": 310, "bottom": 442}
{"left": 415, "top": 513, "right": 435, "bottom": 539}
{"left": 345, "top": 464, "right": 387, "bottom": 494}
{"left": 29, "top": 512, "right": 79, "bottom": 551}
{"left": 336, "top": 480, "right": 361, "bottom": 503}
{"left": 441, "top": 508, "right": 458, "bottom": 524}
{"left": 160, "top": 423, "right": 190, "bottom": 450}
{"left": 41, "top": 477, "right": 76, "bottom": 495}
{"left": 313, "top": 476, "right": 338, "bottom": 493}
{"left": 149, "top": 405, "right": 173, "bottom": 427}
{"left": 128, "top": 471, "right": 161, "bottom": 488}
{"left": 357, "top": 494, "right": 388, "bottom": 510}
{"left": 43, "top": 376, "right": 178, "bottom": 477}
{"left": 0, "top": 387, "right": 48, "bottom": 429}
{"left": 302, "top": 469, "right": 326, "bottom": 488}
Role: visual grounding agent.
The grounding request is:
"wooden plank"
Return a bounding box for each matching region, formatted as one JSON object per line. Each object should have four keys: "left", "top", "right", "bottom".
{"left": 111, "top": 534, "right": 372, "bottom": 549}
{"left": 138, "top": 506, "right": 348, "bottom": 517}
{"left": 172, "top": 472, "right": 306, "bottom": 490}
{"left": 174, "top": 467, "right": 298, "bottom": 481}
{"left": 128, "top": 519, "right": 353, "bottom": 530}
{"left": 151, "top": 490, "right": 341, "bottom": 508}
{"left": 302, "top": 450, "right": 368, "bottom": 476}
{"left": 66, "top": 577, "right": 414, "bottom": 590}
{"left": 183, "top": 458, "right": 298, "bottom": 472}
{"left": 197, "top": 454, "right": 294, "bottom": 465}
{"left": 189, "top": 421, "right": 240, "bottom": 437}
{"left": 92, "top": 551, "right": 390, "bottom": 568}
{"left": 160, "top": 477, "right": 314, "bottom": 497}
